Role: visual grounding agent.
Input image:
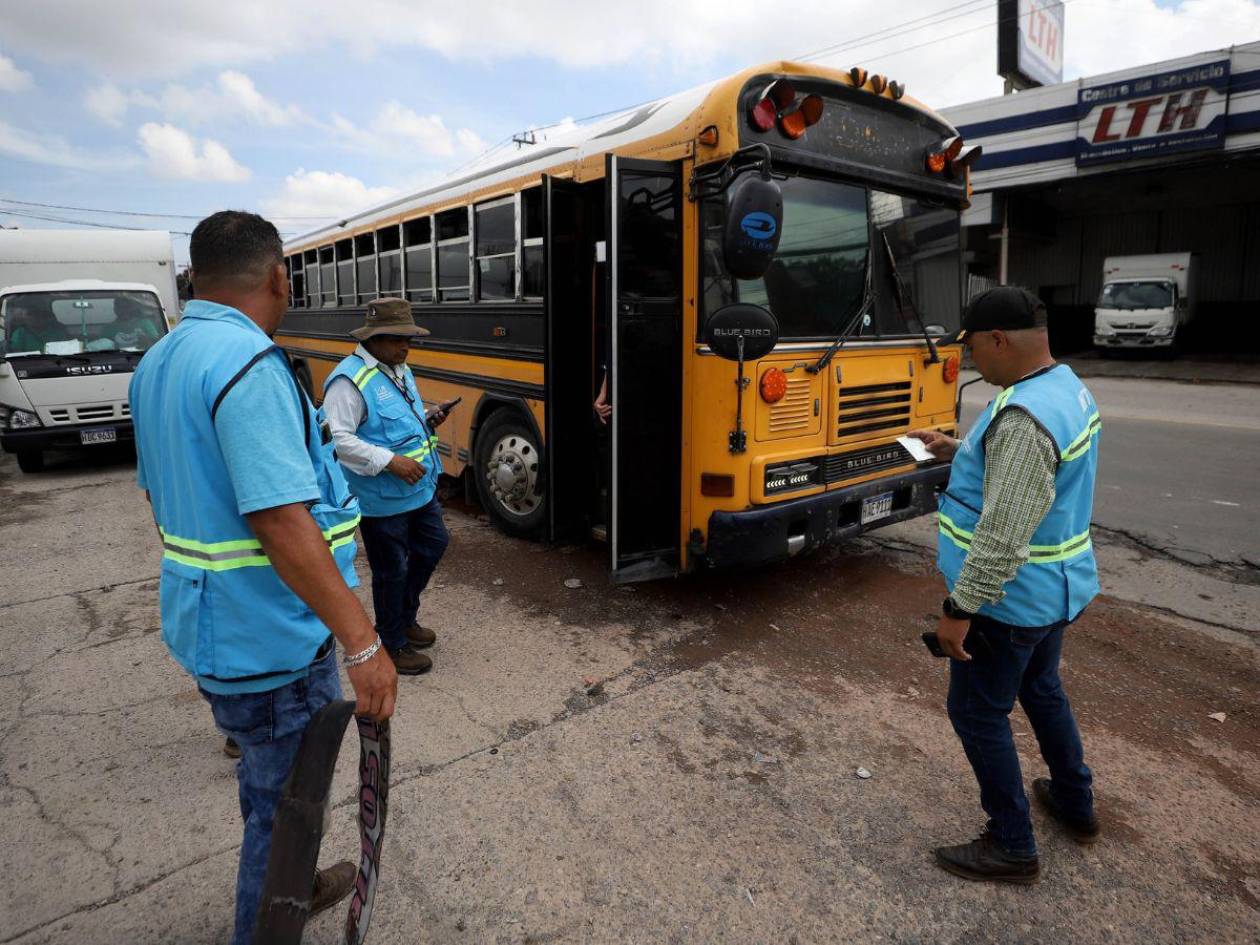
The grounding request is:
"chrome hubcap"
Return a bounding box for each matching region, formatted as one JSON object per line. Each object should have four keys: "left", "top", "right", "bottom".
{"left": 484, "top": 433, "right": 541, "bottom": 518}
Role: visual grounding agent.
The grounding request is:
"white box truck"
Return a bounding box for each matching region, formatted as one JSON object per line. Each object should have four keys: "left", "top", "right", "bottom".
{"left": 0, "top": 230, "right": 178, "bottom": 472}
{"left": 1093, "top": 253, "right": 1197, "bottom": 353}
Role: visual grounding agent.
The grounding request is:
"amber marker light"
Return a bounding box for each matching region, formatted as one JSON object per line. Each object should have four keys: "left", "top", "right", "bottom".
{"left": 759, "top": 367, "right": 788, "bottom": 403}
{"left": 701, "top": 473, "right": 736, "bottom": 497}
{"left": 943, "top": 355, "right": 960, "bottom": 384}
{"left": 926, "top": 148, "right": 947, "bottom": 173}
{"left": 849, "top": 66, "right": 868, "bottom": 87}
{"left": 698, "top": 124, "right": 719, "bottom": 147}
{"left": 869, "top": 74, "right": 887, "bottom": 95}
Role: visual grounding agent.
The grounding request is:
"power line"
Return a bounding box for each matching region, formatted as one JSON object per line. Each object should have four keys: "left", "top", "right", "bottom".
{"left": 0, "top": 207, "right": 300, "bottom": 238}
{"left": 0, "top": 196, "right": 333, "bottom": 222}
{"left": 797, "top": 0, "right": 995, "bottom": 63}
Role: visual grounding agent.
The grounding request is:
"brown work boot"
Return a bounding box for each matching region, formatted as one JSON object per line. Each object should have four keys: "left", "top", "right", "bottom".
{"left": 223, "top": 737, "right": 241, "bottom": 759}
{"left": 389, "top": 645, "right": 432, "bottom": 675}
{"left": 934, "top": 830, "right": 1040, "bottom": 884}
{"left": 406, "top": 623, "right": 437, "bottom": 649}
{"left": 1033, "top": 778, "right": 1100, "bottom": 844}
{"left": 310, "top": 860, "right": 357, "bottom": 916}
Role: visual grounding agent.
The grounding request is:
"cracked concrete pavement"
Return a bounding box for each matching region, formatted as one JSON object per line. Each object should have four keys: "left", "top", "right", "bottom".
{"left": 1, "top": 399, "right": 1258, "bottom": 944}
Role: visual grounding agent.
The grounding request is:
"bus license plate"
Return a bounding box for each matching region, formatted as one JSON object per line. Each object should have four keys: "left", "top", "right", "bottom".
{"left": 80, "top": 428, "right": 117, "bottom": 445}
{"left": 860, "top": 492, "right": 894, "bottom": 525}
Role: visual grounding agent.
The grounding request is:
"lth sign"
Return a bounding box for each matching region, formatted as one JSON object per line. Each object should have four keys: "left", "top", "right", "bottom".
{"left": 1076, "top": 61, "right": 1230, "bottom": 166}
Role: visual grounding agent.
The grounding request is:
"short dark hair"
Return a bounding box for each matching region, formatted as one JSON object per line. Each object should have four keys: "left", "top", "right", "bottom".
{"left": 189, "top": 210, "right": 283, "bottom": 287}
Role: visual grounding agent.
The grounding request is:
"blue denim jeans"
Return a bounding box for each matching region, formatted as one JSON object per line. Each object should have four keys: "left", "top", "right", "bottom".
{"left": 947, "top": 615, "right": 1094, "bottom": 858}
{"left": 201, "top": 644, "right": 342, "bottom": 945}
{"left": 358, "top": 498, "right": 449, "bottom": 652}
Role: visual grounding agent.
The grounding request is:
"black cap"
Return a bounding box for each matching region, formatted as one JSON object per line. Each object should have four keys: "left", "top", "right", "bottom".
{"left": 940, "top": 286, "right": 1047, "bottom": 345}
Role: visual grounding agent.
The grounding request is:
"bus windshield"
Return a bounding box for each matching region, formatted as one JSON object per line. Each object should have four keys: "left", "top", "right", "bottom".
{"left": 1, "top": 290, "right": 166, "bottom": 357}
{"left": 703, "top": 175, "right": 961, "bottom": 340}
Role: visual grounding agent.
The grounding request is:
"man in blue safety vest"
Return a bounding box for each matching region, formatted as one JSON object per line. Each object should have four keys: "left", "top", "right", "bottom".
{"left": 910, "top": 286, "right": 1101, "bottom": 884}
{"left": 324, "top": 299, "right": 455, "bottom": 676}
{"left": 130, "top": 211, "right": 397, "bottom": 944}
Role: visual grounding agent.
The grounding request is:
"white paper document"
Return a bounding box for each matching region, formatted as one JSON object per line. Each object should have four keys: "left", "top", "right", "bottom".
{"left": 896, "top": 435, "right": 936, "bottom": 463}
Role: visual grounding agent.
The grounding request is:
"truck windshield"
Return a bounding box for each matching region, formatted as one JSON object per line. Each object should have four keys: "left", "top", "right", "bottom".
{"left": 702, "top": 175, "right": 961, "bottom": 340}
{"left": 1, "top": 290, "right": 166, "bottom": 356}
{"left": 1098, "top": 281, "right": 1174, "bottom": 310}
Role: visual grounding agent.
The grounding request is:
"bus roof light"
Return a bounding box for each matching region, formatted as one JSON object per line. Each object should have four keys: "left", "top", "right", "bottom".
{"left": 869, "top": 75, "right": 888, "bottom": 95}
{"left": 768, "top": 79, "right": 796, "bottom": 110}
{"left": 950, "top": 143, "right": 983, "bottom": 175}
{"left": 799, "top": 94, "right": 824, "bottom": 127}
{"left": 849, "top": 66, "right": 868, "bottom": 88}
{"left": 750, "top": 97, "right": 776, "bottom": 132}
{"left": 942, "top": 136, "right": 963, "bottom": 162}
{"left": 926, "top": 146, "right": 947, "bottom": 174}
{"left": 889, "top": 80, "right": 906, "bottom": 100}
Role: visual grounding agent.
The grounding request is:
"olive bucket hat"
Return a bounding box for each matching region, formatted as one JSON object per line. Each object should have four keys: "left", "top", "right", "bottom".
{"left": 350, "top": 297, "right": 431, "bottom": 340}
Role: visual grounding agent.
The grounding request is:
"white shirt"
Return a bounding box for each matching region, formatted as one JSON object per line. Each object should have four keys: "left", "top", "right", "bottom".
{"left": 323, "top": 344, "right": 411, "bottom": 477}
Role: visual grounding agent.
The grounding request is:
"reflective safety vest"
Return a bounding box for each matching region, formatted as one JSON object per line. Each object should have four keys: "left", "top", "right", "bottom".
{"left": 324, "top": 354, "right": 441, "bottom": 518}
{"left": 937, "top": 363, "right": 1101, "bottom": 627}
{"left": 129, "top": 301, "right": 361, "bottom": 694}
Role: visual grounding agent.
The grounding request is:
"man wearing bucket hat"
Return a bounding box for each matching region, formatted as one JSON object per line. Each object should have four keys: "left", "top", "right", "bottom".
{"left": 323, "top": 298, "right": 456, "bottom": 675}
{"left": 909, "top": 286, "right": 1102, "bottom": 883}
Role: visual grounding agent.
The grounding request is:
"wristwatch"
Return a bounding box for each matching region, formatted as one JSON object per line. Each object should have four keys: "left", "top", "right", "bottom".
{"left": 942, "top": 596, "right": 975, "bottom": 621}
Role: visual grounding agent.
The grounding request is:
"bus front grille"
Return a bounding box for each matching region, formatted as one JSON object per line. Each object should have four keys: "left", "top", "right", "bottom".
{"left": 768, "top": 376, "right": 814, "bottom": 433}
{"left": 823, "top": 442, "right": 915, "bottom": 483}
{"left": 837, "top": 382, "right": 912, "bottom": 439}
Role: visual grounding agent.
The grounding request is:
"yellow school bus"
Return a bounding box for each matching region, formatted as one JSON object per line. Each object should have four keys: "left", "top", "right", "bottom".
{"left": 276, "top": 60, "right": 978, "bottom": 581}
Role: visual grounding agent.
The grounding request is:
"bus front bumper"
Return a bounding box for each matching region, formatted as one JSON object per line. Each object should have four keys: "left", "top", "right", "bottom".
{"left": 699, "top": 464, "right": 950, "bottom": 570}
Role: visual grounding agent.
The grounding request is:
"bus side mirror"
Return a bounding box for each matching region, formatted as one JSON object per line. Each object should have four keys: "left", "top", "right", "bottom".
{"left": 722, "top": 172, "right": 783, "bottom": 281}
{"left": 703, "top": 303, "right": 779, "bottom": 361}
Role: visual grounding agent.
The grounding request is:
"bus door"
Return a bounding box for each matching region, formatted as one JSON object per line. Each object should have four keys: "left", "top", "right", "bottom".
{"left": 605, "top": 156, "right": 683, "bottom": 582}
{"left": 543, "top": 175, "right": 592, "bottom": 542}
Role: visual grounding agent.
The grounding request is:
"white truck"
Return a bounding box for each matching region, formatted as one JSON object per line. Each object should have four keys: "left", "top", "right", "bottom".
{"left": 0, "top": 230, "right": 178, "bottom": 472}
{"left": 1093, "top": 253, "right": 1197, "bottom": 354}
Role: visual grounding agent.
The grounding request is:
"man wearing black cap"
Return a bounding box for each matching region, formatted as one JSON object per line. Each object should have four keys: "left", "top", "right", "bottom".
{"left": 910, "top": 286, "right": 1102, "bottom": 883}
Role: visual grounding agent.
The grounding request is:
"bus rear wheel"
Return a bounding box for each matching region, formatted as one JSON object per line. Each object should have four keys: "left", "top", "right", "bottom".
{"left": 473, "top": 410, "right": 545, "bottom": 538}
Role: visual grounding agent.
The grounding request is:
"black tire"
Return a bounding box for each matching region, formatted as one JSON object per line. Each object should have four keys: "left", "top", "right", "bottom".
{"left": 293, "top": 361, "right": 315, "bottom": 401}
{"left": 16, "top": 450, "right": 44, "bottom": 473}
{"left": 473, "top": 409, "right": 546, "bottom": 538}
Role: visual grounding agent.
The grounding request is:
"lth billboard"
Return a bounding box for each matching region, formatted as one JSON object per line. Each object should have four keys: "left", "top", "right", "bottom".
{"left": 998, "top": 0, "right": 1065, "bottom": 89}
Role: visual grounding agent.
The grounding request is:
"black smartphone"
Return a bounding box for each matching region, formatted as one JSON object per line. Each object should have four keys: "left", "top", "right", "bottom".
{"left": 922, "top": 628, "right": 993, "bottom": 659}
{"left": 443, "top": 396, "right": 463, "bottom": 410}
{"left": 921, "top": 631, "right": 948, "bottom": 658}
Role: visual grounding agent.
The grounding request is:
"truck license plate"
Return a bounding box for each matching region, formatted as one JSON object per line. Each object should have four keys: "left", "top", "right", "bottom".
{"left": 80, "top": 428, "right": 117, "bottom": 445}
{"left": 860, "top": 492, "right": 894, "bottom": 525}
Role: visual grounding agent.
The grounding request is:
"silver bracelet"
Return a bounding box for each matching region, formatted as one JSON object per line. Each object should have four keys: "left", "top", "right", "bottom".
{"left": 343, "top": 636, "right": 382, "bottom": 667}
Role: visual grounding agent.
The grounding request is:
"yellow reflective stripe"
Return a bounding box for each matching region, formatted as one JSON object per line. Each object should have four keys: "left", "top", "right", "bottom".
{"left": 937, "top": 511, "right": 973, "bottom": 540}
{"left": 161, "top": 515, "right": 360, "bottom": 571}
{"left": 402, "top": 435, "right": 440, "bottom": 462}
{"left": 937, "top": 512, "right": 973, "bottom": 551}
{"left": 1061, "top": 413, "right": 1102, "bottom": 462}
{"left": 354, "top": 366, "right": 379, "bottom": 390}
{"left": 1028, "top": 529, "right": 1092, "bottom": 561}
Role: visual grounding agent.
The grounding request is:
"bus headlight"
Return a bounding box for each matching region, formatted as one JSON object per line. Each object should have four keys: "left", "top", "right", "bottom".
{"left": 1147, "top": 326, "right": 1173, "bottom": 338}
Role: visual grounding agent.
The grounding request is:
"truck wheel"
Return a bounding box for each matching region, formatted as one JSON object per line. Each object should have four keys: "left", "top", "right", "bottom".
{"left": 473, "top": 409, "right": 545, "bottom": 538}
{"left": 16, "top": 450, "right": 44, "bottom": 473}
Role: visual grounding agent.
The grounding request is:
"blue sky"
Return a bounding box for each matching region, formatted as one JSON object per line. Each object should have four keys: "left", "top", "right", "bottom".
{"left": 1, "top": 0, "right": 1256, "bottom": 261}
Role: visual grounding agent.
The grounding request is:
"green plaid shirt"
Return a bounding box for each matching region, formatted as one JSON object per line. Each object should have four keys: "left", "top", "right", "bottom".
{"left": 949, "top": 407, "right": 1059, "bottom": 614}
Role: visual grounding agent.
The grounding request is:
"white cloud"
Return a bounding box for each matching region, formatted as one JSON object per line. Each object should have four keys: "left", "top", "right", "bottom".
{"left": 138, "top": 123, "right": 250, "bottom": 182}
{"left": 329, "top": 102, "right": 486, "bottom": 160}
{"left": 0, "top": 52, "right": 33, "bottom": 92}
{"left": 84, "top": 71, "right": 304, "bottom": 127}
{"left": 5, "top": 0, "right": 1259, "bottom": 92}
{"left": 0, "top": 118, "right": 133, "bottom": 170}
{"left": 260, "top": 169, "right": 397, "bottom": 220}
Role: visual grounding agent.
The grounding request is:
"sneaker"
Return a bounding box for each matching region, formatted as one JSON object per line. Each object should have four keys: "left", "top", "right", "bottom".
{"left": 389, "top": 645, "right": 433, "bottom": 676}
{"left": 310, "top": 860, "right": 357, "bottom": 916}
{"left": 223, "top": 737, "right": 241, "bottom": 759}
{"left": 1033, "top": 777, "right": 1100, "bottom": 844}
{"left": 934, "top": 830, "right": 1040, "bottom": 884}
{"left": 406, "top": 623, "right": 437, "bottom": 649}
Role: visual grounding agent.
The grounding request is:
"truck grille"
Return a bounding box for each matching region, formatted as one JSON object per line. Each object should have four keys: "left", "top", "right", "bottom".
{"left": 46, "top": 403, "right": 128, "bottom": 425}
{"left": 823, "top": 442, "right": 915, "bottom": 483}
{"left": 768, "top": 376, "right": 814, "bottom": 434}
{"left": 837, "top": 382, "right": 912, "bottom": 438}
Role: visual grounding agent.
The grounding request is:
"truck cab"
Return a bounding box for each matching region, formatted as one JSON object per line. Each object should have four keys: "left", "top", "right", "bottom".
{"left": 1094, "top": 253, "right": 1197, "bottom": 353}
{"left": 0, "top": 281, "right": 169, "bottom": 472}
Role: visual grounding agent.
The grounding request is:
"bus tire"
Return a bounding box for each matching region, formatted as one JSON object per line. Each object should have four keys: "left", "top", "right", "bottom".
{"left": 16, "top": 450, "right": 44, "bottom": 473}
{"left": 473, "top": 409, "right": 545, "bottom": 538}
{"left": 293, "top": 361, "right": 315, "bottom": 401}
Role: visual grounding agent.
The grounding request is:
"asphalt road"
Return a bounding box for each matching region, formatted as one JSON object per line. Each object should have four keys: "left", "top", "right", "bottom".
{"left": 1, "top": 416, "right": 1258, "bottom": 945}
{"left": 961, "top": 374, "right": 1260, "bottom": 571}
